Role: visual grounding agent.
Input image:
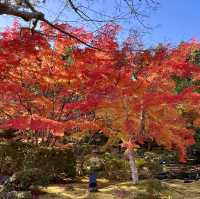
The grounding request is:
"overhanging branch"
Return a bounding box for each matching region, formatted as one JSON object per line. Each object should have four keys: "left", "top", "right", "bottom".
{"left": 0, "top": 1, "right": 100, "bottom": 50}
{"left": 0, "top": 2, "right": 44, "bottom": 21}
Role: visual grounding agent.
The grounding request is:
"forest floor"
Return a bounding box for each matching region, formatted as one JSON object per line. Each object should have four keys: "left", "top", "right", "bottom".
{"left": 38, "top": 178, "right": 200, "bottom": 199}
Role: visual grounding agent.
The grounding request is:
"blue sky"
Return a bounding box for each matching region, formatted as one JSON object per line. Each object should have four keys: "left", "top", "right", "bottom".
{"left": 143, "top": 0, "right": 200, "bottom": 47}
{"left": 0, "top": 0, "right": 200, "bottom": 48}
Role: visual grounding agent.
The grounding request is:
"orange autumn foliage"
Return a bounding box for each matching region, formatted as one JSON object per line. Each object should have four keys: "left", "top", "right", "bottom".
{"left": 0, "top": 22, "right": 200, "bottom": 161}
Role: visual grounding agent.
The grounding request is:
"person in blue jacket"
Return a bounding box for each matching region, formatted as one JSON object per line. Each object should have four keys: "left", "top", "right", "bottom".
{"left": 89, "top": 167, "right": 97, "bottom": 192}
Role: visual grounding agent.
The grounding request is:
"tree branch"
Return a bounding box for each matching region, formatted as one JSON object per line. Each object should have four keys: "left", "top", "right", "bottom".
{"left": 0, "top": 2, "right": 44, "bottom": 21}
{"left": 42, "top": 18, "right": 100, "bottom": 49}
{"left": 0, "top": 1, "right": 100, "bottom": 49}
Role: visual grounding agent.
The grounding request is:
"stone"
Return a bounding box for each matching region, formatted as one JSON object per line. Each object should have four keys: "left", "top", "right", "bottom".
{"left": 0, "top": 176, "right": 9, "bottom": 185}
{"left": 5, "top": 191, "right": 32, "bottom": 199}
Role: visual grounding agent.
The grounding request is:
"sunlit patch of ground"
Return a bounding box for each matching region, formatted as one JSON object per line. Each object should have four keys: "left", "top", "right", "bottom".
{"left": 162, "top": 179, "right": 200, "bottom": 199}
{"left": 38, "top": 178, "right": 200, "bottom": 199}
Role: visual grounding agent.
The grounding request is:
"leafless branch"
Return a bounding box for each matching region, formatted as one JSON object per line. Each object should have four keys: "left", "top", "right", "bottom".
{"left": 0, "top": 0, "right": 160, "bottom": 49}
{"left": 0, "top": 1, "right": 44, "bottom": 21}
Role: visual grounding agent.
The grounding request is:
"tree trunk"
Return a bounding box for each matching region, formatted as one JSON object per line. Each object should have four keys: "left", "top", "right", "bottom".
{"left": 126, "top": 149, "right": 139, "bottom": 184}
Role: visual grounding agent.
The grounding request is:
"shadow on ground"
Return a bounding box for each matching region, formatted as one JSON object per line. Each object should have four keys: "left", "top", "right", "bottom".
{"left": 38, "top": 178, "right": 200, "bottom": 199}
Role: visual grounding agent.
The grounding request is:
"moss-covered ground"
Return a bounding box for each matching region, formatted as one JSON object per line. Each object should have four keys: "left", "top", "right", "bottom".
{"left": 38, "top": 178, "right": 200, "bottom": 199}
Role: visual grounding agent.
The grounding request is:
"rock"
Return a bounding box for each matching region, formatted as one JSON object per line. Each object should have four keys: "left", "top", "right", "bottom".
{"left": 5, "top": 191, "right": 32, "bottom": 199}
{"left": 0, "top": 176, "right": 9, "bottom": 185}
{"left": 156, "top": 172, "right": 170, "bottom": 180}
{"left": 195, "top": 173, "right": 200, "bottom": 181}
{"left": 139, "top": 166, "right": 152, "bottom": 179}
{"left": 183, "top": 179, "right": 193, "bottom": 183}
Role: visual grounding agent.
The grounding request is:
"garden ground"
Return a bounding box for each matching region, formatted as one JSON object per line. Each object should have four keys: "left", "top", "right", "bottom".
{"left": 38, "top": 178, "right": 200, "bottom": 199}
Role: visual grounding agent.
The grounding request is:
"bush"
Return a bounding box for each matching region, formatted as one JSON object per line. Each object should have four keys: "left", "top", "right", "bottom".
{"left": 81, "top": 152, "right": 131, "bottom": 180}
{"left": 24, "top": 146, "right": 76, "bottom": 179}
{"left": 83, "top": 152, "right": 162, "bottom": 181}
{"left": 102, "top": 153, "right": 131, "bottom": 180}
{"left": 137, "top": 152, "right": 163, "bottom": 179}
{"left": 0, "top": 141, "right": 76, "bottom": 180}
{"left": 83, "top": 156, "right": 104, "bottom": 174}
{"left": 0, "top": 142, "right": 28, "bottom": 175}
{"left": 3, "top": 168, "right": 49, "bottom": 191}
{"left": 135, "top": 179, "right": 166, "bottom": 199}
{"left": 135, "top": 158, "right": 146, "bottom": 168}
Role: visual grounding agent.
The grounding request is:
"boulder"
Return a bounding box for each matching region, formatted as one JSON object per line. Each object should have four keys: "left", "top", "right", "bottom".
{"left": 5, "top": 191, "right": 32, "bottom": 199}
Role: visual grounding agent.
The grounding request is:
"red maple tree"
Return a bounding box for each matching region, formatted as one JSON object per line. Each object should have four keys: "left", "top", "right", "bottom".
{"left": 0, "top": 22, "right": 200, "bottom": 183}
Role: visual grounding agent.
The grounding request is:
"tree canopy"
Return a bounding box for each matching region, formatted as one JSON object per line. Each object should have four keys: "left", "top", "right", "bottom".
{"left": 0, "top": 22, "right": 200, "bottom": 163}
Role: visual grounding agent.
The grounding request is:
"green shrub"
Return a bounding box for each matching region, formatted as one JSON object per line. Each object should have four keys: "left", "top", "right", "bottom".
{"left": 159, "top": 151, "right": 178, "bottom": 164}
{"left": 83, "top": 156, "right": 104, "bottom": 174}
{"left": 82, "top": 152, "right": 131, "bottom": 180}
{"left": 138, "top": 166, "right": 152, "bottom": 179}
{"left": 135, "top": 179, "right": 165, "bottom": 199}
{"left": 102, "top": 153, "right": 131, "bottom": 180}
{"left": 3, "top": 168, "right": 49, "bottom": 191}
{"left": 0, "top": 141, "right": 76, "bottom": 179}
{"left": 24, "top": 146, "right": 76, "bottom": 178}
{"left": 0, "top": 142, "right": 29, "bottom": 175}
{"left": 83, "top": 152, "right": 163, "bottom": 181}
{"left": 135, "top": 158, "right": 146, "bottom": 168}
{"left": 137, "top": 152, "right": 163, "bottom": 179}
{"left": 134, "top": 192, "right": 161, "bottom": 199}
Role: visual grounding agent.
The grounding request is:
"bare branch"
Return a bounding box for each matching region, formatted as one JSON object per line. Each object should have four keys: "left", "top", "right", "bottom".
{"left": 0, "top": 2, "right": 44, "bottom": 21}
{"left": 41, "top": 18, "right": 100, "bottom": 50}
{"left": 0, "top": 0, "right": 159, "bottom": 49}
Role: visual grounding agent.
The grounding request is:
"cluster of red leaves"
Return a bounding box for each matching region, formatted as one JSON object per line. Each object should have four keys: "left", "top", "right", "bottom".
{"left": 0, "top": 22, "right": 200, "bottom": 162}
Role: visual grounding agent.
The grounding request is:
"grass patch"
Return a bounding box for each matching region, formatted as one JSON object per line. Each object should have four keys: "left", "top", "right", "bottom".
{"left": 38, "top": 178, "right": 200, "bottom": 199}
